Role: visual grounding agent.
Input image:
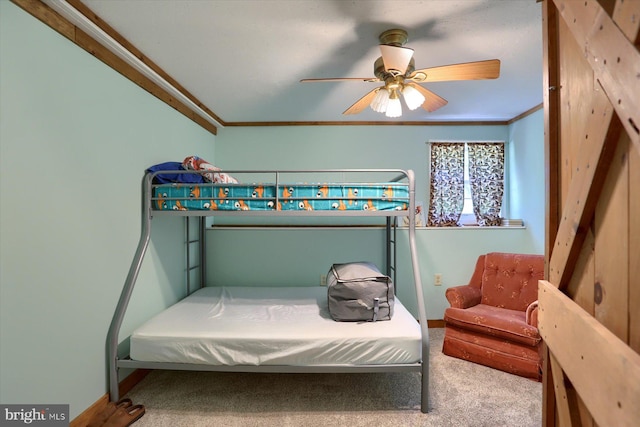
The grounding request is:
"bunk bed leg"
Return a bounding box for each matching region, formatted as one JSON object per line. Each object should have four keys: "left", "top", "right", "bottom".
{"left": 107, "top": 174, "right": 153, "bottom": 402}
{"left": 405, "top": 169, "right": 429, "bottom": 413}
{"left": 421, "top": 341, "right": 430, "bottom": 413}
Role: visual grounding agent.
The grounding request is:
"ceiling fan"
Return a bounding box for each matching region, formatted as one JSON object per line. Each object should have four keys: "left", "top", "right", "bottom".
{"left": 301, "top": 29, "right": 500, "bottom": 117}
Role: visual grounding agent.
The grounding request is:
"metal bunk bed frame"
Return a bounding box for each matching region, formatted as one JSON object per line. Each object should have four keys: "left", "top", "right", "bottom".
{"left": 107, "top": 169, "right": 430, "bottom": 413}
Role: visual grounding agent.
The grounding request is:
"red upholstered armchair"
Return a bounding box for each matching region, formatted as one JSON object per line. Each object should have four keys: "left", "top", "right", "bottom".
{"left": 442, "top": 252, "right": 545, "bottom": 380}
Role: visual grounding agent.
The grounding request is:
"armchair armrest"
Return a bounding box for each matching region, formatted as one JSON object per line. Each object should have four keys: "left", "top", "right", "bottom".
{"left": 445, "top": 285, "right": 482, "bottom": 309}
{"left": 526, "top": 300, "right": 539, "bottom": 327}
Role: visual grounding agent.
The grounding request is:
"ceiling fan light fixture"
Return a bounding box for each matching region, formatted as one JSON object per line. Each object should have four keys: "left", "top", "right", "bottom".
{"left": 385, "top": 93, "right": 402, "bottom": 118}
{"left": 402, "top": 85, "right": 426, "bottom": 110}
{"left": 371, "top": 88, "right": 390, "bottom": 113}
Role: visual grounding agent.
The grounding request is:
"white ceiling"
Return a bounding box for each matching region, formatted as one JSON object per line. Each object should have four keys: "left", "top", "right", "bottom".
{"left": 80, "top": 0, "right": 543, "bottom": 125}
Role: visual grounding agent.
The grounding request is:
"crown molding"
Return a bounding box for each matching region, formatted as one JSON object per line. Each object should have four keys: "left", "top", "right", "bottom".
{"left": 223, "top": 120, "right": 511, "bottom": 127}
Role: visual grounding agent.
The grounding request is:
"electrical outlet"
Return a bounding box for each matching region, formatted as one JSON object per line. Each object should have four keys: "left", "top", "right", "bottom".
{"left": 434, "top": 273, "right": 443, "bottom": 286}
{"left": 320, "top": 274, "right": 327, "bottom": 286}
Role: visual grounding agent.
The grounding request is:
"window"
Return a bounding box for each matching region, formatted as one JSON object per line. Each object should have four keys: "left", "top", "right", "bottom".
{"left": 427, "top": 141, "right": 505, "bottom": 227}
{"left": 459, "top": 144, "right": 477, "bottom": 225}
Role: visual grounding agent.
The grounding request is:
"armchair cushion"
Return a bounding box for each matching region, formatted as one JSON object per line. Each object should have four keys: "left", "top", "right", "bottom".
{"left": 444, "top": 304, "right": 541, "bottom": 347}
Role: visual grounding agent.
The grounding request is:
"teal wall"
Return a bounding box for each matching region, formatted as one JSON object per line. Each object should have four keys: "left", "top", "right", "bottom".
{"left": 0, "top": 0, "right": 545, "bottom": 421}
{"left": 0, "top": 2, "right": 214, "bottom": 418}
{"left": 508, "top": 108, "right": 545, "bottom": 253}
{"left": 213, "top": 118, "right": 545, "bottom": 319}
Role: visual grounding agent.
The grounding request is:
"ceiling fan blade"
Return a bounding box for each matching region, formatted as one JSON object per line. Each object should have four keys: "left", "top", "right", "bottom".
{"left": 408, "top": 59, "right": 500, "bottom": 83}
{"left": 380, "top": 45, "right": 414, "bottom": 75}
{"left": 300, "top": 77, "right": 379, "bottom": 83}
{"left": 343, "top": 88, "right": 380, "bottom": 115}
{"left": 405, "top": 83, "right": 448, "bottom": 112}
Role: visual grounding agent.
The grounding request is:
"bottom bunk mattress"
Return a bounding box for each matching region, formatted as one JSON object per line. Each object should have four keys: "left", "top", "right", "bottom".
{"left": 130, "top": 286, "right": 422, "bottom": 366}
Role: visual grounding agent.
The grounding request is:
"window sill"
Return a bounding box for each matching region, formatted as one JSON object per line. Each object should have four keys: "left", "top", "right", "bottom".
{"left": 396, "top": 224, "right": 526, "bottom": 229}
{"left": 418, "top": 225, "right": 526, "bottom": 230}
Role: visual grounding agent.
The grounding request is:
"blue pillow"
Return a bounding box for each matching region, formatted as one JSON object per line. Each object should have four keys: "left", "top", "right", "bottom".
{"left": 147, "top": 162, "right": 207, "bottom": 184}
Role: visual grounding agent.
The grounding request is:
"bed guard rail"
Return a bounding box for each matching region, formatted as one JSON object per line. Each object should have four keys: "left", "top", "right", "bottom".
{"left": 145, "top": 169, "right": 413, "bottom": 216}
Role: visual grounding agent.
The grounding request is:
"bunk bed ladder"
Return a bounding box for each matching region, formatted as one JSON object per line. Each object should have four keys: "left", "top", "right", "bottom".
{"left": 385, "top": 217, "right": 398, "bottom": 287}
{"left": 185, "top": 216, "right": 207, "bottom": 293}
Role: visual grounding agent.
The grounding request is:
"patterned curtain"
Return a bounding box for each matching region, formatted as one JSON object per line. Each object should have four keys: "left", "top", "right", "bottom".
{"left": 427, "top": 142, "right": 465, "bottom": 226}
{"left": 467, "top": 142, "right": 504, "bottom": 226}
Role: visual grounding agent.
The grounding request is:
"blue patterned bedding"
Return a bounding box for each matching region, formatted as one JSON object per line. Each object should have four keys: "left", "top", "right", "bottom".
{"left": 153, "top": 182, "right": 409, "bottom": 211}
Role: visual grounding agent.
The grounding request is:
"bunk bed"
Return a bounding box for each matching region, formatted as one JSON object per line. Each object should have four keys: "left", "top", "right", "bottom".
{"left": 107, "top": 168, "right": 430, "bottom": 413}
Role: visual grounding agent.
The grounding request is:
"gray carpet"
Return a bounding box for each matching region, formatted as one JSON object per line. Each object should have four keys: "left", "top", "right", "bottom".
{"left": 125, "top": 328, "right": 541, "bottom": 426}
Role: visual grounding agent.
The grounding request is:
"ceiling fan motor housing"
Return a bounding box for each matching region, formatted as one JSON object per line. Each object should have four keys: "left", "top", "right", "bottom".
{"left": 378, "top": 29, "right": 409, "bottom": 47}
{"left": 374, "top": 57, "right": 415, "bottom": 80}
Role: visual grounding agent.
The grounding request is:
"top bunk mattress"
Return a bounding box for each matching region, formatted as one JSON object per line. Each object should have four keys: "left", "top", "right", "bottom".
{"left": 130, "top": 286, "right": 422, "bottom": 366}
{"left": 152, "top": 182, "right": 409, "bottom": 212}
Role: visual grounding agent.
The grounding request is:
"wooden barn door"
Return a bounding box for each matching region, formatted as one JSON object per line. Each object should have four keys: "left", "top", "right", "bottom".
{"left": 540, "top": 0, "right": 640, "bottom": 426}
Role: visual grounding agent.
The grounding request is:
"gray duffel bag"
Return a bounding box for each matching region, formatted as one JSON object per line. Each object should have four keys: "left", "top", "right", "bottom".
{"left": 327, "top": 262, "right": 394, "bottom": 322}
